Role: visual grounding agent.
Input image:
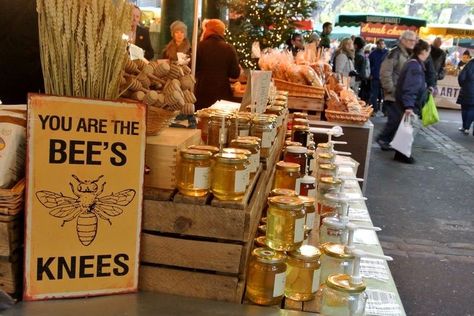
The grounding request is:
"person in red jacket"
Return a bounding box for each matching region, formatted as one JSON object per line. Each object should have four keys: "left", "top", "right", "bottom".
{"left": 195, "top": 19, "right": 240, "bottom": 110}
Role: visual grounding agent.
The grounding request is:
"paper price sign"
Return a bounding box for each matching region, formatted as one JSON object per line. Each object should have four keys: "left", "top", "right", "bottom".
{"left": 250, "top": 70, "right": 272, "bottom": 114}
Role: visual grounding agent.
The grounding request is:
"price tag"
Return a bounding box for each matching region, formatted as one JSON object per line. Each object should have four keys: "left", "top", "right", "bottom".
{"left": 234, "top": 169, "right": 247, "bottom": 193}
{"left": 193, "top": 167, "right": 210, "bottom": 189}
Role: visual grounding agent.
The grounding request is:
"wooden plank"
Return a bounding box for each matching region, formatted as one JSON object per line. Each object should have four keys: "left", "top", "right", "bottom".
{"left": 211, "top": 166, "right": 262, "bottom": 210}
{"left": 144, "top": 187, "right": 175, "bottom": 201}
{"left": 141, "top": 233, "right": 243, "bottom": 274}
{"left": 173, "top": 192, "right": 211, "bottom": 205}
{"left": 288, "top": 96, "right": 325, "bottom": 112}
{"left": 139, "top": 265, "right": 240, "bottom": 302}
{"left": 284, "top": 299, "right": 304, "bottom": 311}
{"left": 0, "top": 219, "right": 22, "bottom": 257}
{"left": 143, "top": 200, "right": 246, "bottom": 241}
{"left": 303, "top": 293, "right": 322, "bottom": 313}
{"left": 235, "top": 280, "right": 246, "bottom": 303}
{"left": 0, "top": 254, "right": 21, "bottom": 294}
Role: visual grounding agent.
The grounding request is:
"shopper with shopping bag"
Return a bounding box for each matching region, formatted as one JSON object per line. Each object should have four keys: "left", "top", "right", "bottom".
{"left": 390, "top": 40, "right": 431, "bottom": 164}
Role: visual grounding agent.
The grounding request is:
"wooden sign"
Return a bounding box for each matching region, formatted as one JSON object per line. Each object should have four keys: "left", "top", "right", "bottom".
{"left": 24, "top": 95, "right": 146, "bottom": 300}
{"left": 360, "top": 23, "right": 418, "bottom": 39}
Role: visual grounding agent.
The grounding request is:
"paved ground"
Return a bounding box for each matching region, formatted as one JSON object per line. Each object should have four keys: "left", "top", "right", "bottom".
{"left": 367, "top": 109, "right": 474, "bottom": 316}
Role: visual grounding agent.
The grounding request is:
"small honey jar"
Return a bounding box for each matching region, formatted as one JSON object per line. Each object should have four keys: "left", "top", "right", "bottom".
{"left": 298, "top": 196, "right": 317, "bottom": 234}
{"left": 284, "top": 146, "right": 308, "bottom": 176}
{"left": 207, "top": 113, "right": 230, "bottom": 147}
{"left": 321, "top": 274, "right": 367, "bottom": 316}
{"left": 291, "top": 125, "right": 310, "bottom": 147}
{"left": 230, "top": 139, "right": 261, "bottom": 175}
{"left": 285, "top": 245, "right": 321, "bottom": 301}
{"left": 211, "top": 153, "right": 248, "bottom": 201}
{"left": 176, "top": 149, "right": 212, "bottom": 197}
{"left": 269, "top": 188, "right": 297, "bottom": 197}
{"left": 319, "top": 242, "right": 354, "bottom": 286}
{"left": 228, "top": 114, "right": 251, "bottom": 142}
{"left": 273, "top": 161, "right": 300, "bottom": 191}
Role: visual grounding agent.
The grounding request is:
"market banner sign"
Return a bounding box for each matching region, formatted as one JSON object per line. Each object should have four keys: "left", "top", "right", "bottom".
{"left": 24, "top": 95, "right": 146, "bottom": 300}
{"left": 360, "top": 23, "right": 418, "bottom": 39}
{"left": 435, "top": 75, "right": 461, "bottom": 109}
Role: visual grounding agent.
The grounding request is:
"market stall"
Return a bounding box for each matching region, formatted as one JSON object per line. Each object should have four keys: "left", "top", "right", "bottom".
{"left": 419, "top": 24, "right": 474, "bottom": 109}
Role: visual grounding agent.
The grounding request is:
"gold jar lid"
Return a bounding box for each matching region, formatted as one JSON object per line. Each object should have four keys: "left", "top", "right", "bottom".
{"left": 230, "top": 139, "right": 260, "bottom": 151}
{"left": 319, "top": 176, "right": 342, "bottom": 185}
{"left": 288, "top": 245, "right": 321, "bottom": 262}
{"left": 238, "top": 136, "right": 261, "bottom": 144}
{"left": 210, "top": 112, "right": 229, "bottom": 122}
{"left": 195, "top": 109, "right": 212, "bottom": 118}
{"left": 180, "top": 149, "right": 213, "bottom": 160}
{"left": 298, "top": 195, "right": 316, "bottom": 207}
{"left": 317, "top": 143, "right": 331, "bottom": 149}
{"left": 214, "top": 153, "right": 247, "bottom": 164}
{"left": 188, "top": 145, "right": 220, "bottom": 155}
{"left": 231, "top": 115, "right": 251, "bottom": 124}
{"left": 268, "top": 196, "right": 304, "bottom": 210}
{"left": 285, "top": 140, "right": 302, "bottom": 147}
{"left": 252, "top": 247, "right": 286, "bottom": 264}
{"left": 276, "top": 161, "right": 300, "bottom": 172}
{"left": 319, "top": 163, "right": 337, "bottom": 171}
{"left": 254, "top": 236, "right": 267, "bottom": 248}
{"left": 293, "top": 112, "right": 308, "bottom": 119}
{"left": 270, "top": 188, "right": 297, "bottom": 197}
{"left": 292, "top": 124, "right": 310, "bottom": 131}
{"left": 286, "top": 146, "right": 308, "bottom": 154}
{"left": 326, "top": 274, "right": 366, "bottom": 293}
{"left": 252, "top": 115, "right": 274, "bottom": 124}
{"left": 223, "top": 148, "right": 252, "bottom": 158}
{"left": 318, "top": 153, "right": 335, "bottom": 160}
{"left": 293, "top": 118, "right": 309, "bottom": 126}
{"left": 321, "top": 242, "right": 354, "bottom": 259}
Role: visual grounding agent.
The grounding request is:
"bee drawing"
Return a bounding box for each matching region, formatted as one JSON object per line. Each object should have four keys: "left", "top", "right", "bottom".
{"left": 36, "top": 175, "right": 136, "bottom": 246}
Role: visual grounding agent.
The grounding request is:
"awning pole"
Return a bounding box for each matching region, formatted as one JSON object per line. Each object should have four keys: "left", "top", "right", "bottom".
{"left": 191, "top": 0, "right": 200, "bottom": 76}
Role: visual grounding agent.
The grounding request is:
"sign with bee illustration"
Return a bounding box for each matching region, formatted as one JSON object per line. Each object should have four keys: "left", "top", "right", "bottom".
{"left": 25, "top": 95, "right": 146, "bottom": 300}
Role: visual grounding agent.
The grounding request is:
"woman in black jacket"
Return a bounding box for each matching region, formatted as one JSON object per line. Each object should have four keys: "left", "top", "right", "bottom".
{"left": 457, "top": 58, "right": 474, "bottom": 135}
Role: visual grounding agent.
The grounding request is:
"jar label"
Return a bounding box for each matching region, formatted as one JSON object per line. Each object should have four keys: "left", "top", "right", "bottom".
{"left": 273, "top": 272, "right": 286, "bottom": 297}
{"left": 250, "top": 153, "right": 259, "bottom": 172}
{"left": 294, "top": 217, "right": 305, "bottom": 242}
{"left": 193, "top": 167, "right": 210, "bottom": 189}
{"left": 262, "top": 131, "right": 273, "bottom": 148}
{"left": 277, "top": 115, "right": 283, "bottom": 127}
{"left": 220, "top": 127, "right": 228, "bottom": 144}
{"left": 307, "top": 188, "right": 316, "bottom": 197}
{"left": 239, "top": 130, "right": 249, "bottom": 137}
{"left": 312, "top": 269, "right": 321, "bottom": 292}
{"left": 234, "top": 169, "right": 247, "bottom": 193}
{"left": 294, "top": 178, "right": 302, "bottom": 194}
{"left": 306, "top": 212, "right": 316, "bottom": 230}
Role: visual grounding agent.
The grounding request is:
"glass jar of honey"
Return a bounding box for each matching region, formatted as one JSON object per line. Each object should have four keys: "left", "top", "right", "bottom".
{"left": 228, "top": 114, "right": 251, "bottom": 143}
{"left": 298, "top": 175, "right": 316, "bottom": 197}
{"left": 284, "top": 146, "right": 307, "bottom": 176}
{"left": 292, "top": 125, "right": 310, "bottom": 147}
{"left": 317, "top": 176, "right": 342, "bottom": 209}
{"left": 211, "top": 153, "right": 248, "bottom": 200}
{"left": 317, "top": 153, "right": 336, "bottom": 165}
{"left": 246, "top": 248, "right": 287, "bottom": 306}
{"left": 265, "top": 106, "right": 284, "bottom": 127}
{"left": 270, "top": 188, "right": 297, "bottom": 197}
{"left": 285, "top": 245, "right": 321, "bottom": 301}
{"left": 316, "top": 142, "right": 332, "bottom": 155}
{"left": 177, "top": 149, "right": 213, "bottom": 197}
{"left": 207, "top": 113, "right": 230, "bottom": 147}
{"left": 299, "top": 196, "right": 317, "bottom": 234}
{"left": 222, "top": 148, "right": 252, "bottom": 182}
{"left": 188, "top": 144, "right": 220, "bottom": 156}
{"left": 321, "top": 274, "right": 367, "bottom": 316}
{"left": 251, "top": 116, "right": 276, "bottom": 157}
{"left": 196, "top": 109, "right": 212, "bottom": 143}
{"left": 316, "top": 164, "right": 338, "bottom": 181}
{"left": 319, "top": 243, "right": 354, "bottom": 287}
{"left": 273, "top": 161, "right": 300, "bottom": 191}
{"left": 230, "top": 139, "right": 260, "bottom": 175}
{"left": 266, "top": 196, "right": 305, "bottom": 251}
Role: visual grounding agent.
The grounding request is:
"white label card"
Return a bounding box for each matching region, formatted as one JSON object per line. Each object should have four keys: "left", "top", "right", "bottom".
{"left": 234, "top": 169, "right": 247, "bottom": 193}
{"left": 306, "top": 212, "right": 316, "bottom": 230}
{"left": 239, "top": 130, "right": 250, "bottom": 137}
{"left": 193, "top": 167, "right": 210, "bottom": 189}
{"left": 312, "top": 269, "right": 321, "bottom": 292}
{"left": 250, "top": 153, "right": 260, "bottom": 172}
{"left": 273, "top": 272, "right": 286, "bottom": 297}
{"left": 261, "top": 131, "right": 273, "bottom": 148}
{"left": 294, "top": 217, "right": 305, "bottom": 242}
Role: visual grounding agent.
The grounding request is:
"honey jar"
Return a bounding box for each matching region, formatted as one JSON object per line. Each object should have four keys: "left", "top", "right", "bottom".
{"left": 285, "top": 245, "right": 321, "bottom": 301}
{"left": 284, "top": 146, "right": 307, "bottom": 176}
{"left": 273, "top": 161, "right": 300, "bottom": 191}
{"left": 254, "top": 236, "right": 268, "bottom": 248}
{"left": 230, "top": 139, "right": 260, "bottom": 174}
{"left": 316, "top": 163, "right": 338, "bottom": 181}
{"left": 176, "top": 149, "right": 212, "bottom": 197}
{"left": 238, "top": 136, "right": 262, "bottom": 148}
{"left": 258, "top": 224, "right": 267, "bottom": 236}
{"left": 298, "top": 175, "right": 316, "bottom": 197}
{"left": 269, "top": 188, "right": 297, "bottom": 197}
{"left": 222, "top": 148, "right": 252, "bottom": 180}
{"left": 292, "top": 125, "right": 310, "bottom": 147}
{"left": 251, "top": 115, "right": 275, "bottom": 157}
{"left": 195, "top": 109, "right": 212, "bottom": 143}
{"left": 211, "top": 153, "right": 248, "bottom": 200}
{"left": 316, "top": 142, "right": 332, "bottom": 155}
{"left": 188, "top": 144, "right": 220, "bottom": 156}
{"left": 321, "top": 274, "right": 367, "bottom": 316}
{"left": 319, "top": 243, "right": 354, "bottom": 286}
{"left": 266, "top": 196, "right": 305, "bottom": 251}
{"left": 246, "top": 248, "right": 287, "bottom": 305}
{"left": 299, "top": 196, "right": 317, "bottom": 234}
{"left": 228, "top": 114, "right": 251, "bottom": 142}
{"left": 317, "top": 153, "right": 336, "bottom": 165}
{"left": 207, "top": 113, "right": 230, "bottom": 147}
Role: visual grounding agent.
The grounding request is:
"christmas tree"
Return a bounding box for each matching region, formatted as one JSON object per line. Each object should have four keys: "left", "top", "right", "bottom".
{"left": 220, "top": 0, "right": 318, "bottom": 69}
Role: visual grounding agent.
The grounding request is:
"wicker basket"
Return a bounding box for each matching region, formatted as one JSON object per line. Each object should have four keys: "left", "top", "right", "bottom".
{"left": 273, "top": 79, "right": 325, "bottom": 100}
{"left": 147, "top": 106, "right": 178, "bottom": 136}
{"left": 325, "top": 107, "right": 373, "bottom": 124}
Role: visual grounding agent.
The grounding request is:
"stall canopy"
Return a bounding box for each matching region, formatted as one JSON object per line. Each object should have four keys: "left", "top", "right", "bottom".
{"left": 419, "top": 24, "right": 474, "bottom": 39}
{"left": 335, "top": 13, "right": 427, "bottom": 28}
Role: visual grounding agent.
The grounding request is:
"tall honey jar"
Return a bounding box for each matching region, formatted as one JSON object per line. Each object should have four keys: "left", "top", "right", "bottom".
{"left": 270, "top": 188, "right": 297, "bottom": 197}
{"left": 273, "top": 161, "right": 300, "bottom": 191}
{"left": 176, "top": 149, "right": 212, "bottom": 197}
{"left": 292, "top": 125, "right": 310, "bottom": 147}
{"left": 284, "top": 146, "right": 307, "bottom": 176}
{"left": 188, "top": 144, "right": 220, "bottom": 156}
{"left": 228, "top": 114, "right": 251, "bottom": 142}
{"left": 222, "top": 148, "right": 252, "bottom": 181}
{"left": 230, "top": 139, "right": 260, "bottom": 174}
{"left": 251, "top": 115, "right": 275, "bottom": 157}
{"left": 285, "top": 245, "right": 321, "bottom": 301}
{"left": 299, "top": 196, "right": 317, "bottom": 234}
{"left": 211, "top": 153, "right": 248, "bottom": 200}
{"left": 266, "top": 196, "right": 305, "bottom": 251}
{"left": 321, "top": 274, "right": 367, "bottom": 316}
{"left": 246, "top": 248, "right": 287, "bottom": 306}
{"left": 207, "top": 113, "right": 230, "bottom": 147}
{"left": 319, "top": 243, "right": 354, "bottom": 286}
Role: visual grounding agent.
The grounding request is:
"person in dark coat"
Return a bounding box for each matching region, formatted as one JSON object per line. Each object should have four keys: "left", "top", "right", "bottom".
{"left": 130, "top": 6, "right": 154, "bottom": 60}
{"left": 368, "top": 39, "right": 388, "bottom": 113}
{"left": 353, "top": 37, "right": 370, "bottom": 102}
{"left": 195, "top": 19, "right": 240, "bottom": 110}
{"left": 457, "top": 58, "right": 474, "bottom": 135}
{"left": 392, "top": 40, "right": 431, "bottom": 163}
{"left": 318, "top": 22, "right": 332, "bottom": 49}
{"left": 430, "top": 37, "right": 446, "bottom": 81}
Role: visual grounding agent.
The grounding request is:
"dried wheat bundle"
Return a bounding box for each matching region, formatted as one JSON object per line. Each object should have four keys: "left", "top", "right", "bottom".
{"left": 37, "top": 0, "right": 132, "bottom": 99}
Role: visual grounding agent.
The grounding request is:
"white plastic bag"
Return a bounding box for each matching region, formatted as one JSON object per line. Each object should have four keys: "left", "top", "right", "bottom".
{"left": 390, "top": 113, "right": 416, "bottom": 157}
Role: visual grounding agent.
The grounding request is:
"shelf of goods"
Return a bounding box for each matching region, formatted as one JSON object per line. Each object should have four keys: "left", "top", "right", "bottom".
{"left": 279, "top": 156, "right": 406, "bottom": 315}
{"left": 139, "top": 124, "right": 287, "bottom": 303}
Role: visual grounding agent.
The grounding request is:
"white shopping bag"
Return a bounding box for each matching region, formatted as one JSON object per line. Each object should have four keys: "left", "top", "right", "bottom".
{"left": 390, "top": 113, "right": 416, "bottom": 157}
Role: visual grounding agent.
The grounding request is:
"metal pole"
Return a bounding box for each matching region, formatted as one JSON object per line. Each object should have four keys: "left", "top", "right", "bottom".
{"left": 191, "top": 0, "right": 200, "bottom": 76}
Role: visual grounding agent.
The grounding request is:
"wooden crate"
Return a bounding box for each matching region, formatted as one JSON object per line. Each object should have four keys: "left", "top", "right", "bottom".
{"left": 287, "top": 96, "right": 325, "bottom": 112}
{"left": 144, "top": 128, "right": 202, "bottom": 190}
{"left": 0, "top": 214, "right": 22, "bottom": 257}
{"left": 140, "top": 163, "right": 276, "bottom": 303}
{"left": 0, "top": 250, "right": 22, "bottom": 295}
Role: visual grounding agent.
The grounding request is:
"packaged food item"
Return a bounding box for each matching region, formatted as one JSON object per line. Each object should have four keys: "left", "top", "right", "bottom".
{"left": 176, "top": 149, "right": 212, "bottom": 197}
{"left": 285, "top": 245, "right": 321, "bottom": 301}
{"left": 0, "top": 110, "right": 26, "bottom": 189}
{"left": 211, "top": 153, "right": 248, "bottom": 200}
